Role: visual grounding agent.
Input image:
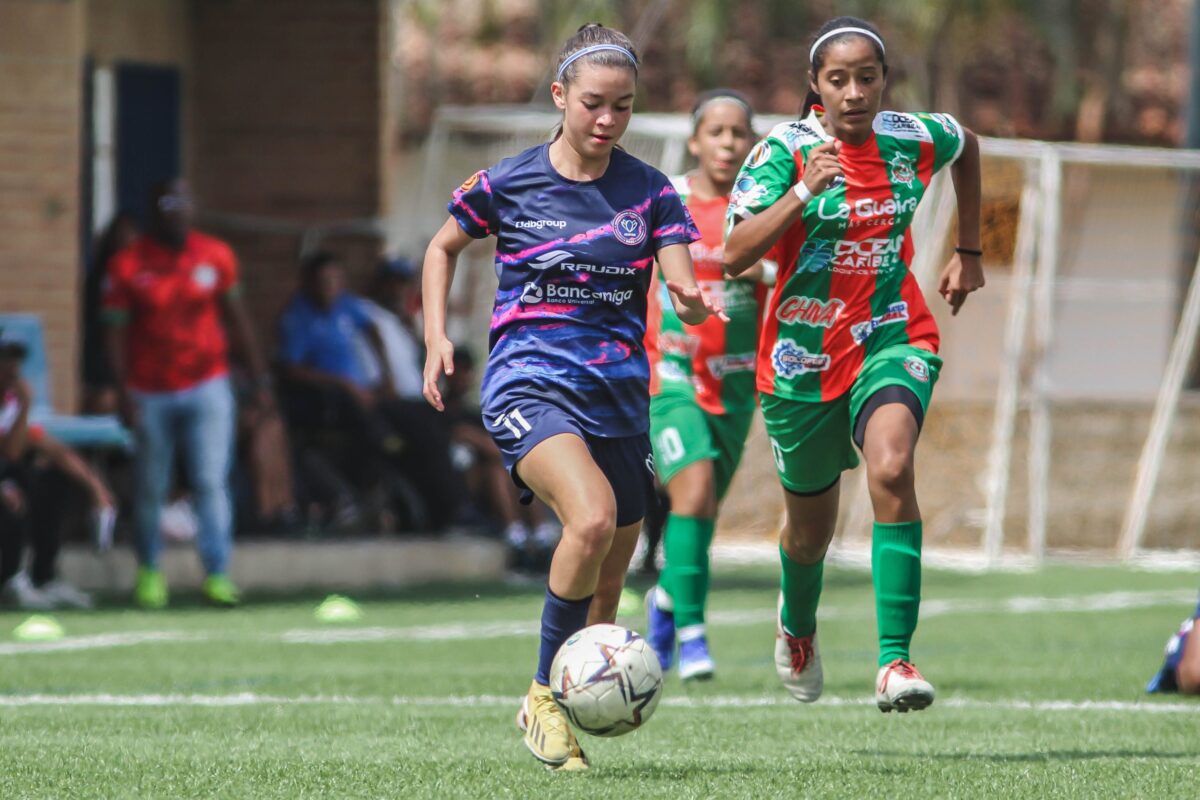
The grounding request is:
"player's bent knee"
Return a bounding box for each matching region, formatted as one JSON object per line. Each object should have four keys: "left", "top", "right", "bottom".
{"left": 867, "top": 449, "right": 915, "bottom": 496}
{"left": 562, "top": 508, "right": 618, "bottom": 559}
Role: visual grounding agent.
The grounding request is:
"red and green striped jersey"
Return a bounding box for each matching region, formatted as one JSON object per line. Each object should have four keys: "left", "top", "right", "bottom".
{"left": 646, "top": 175, "right": 767, "bottom": 415}
{"left": 727, "top": 107, "right": 964, "bottom": 402}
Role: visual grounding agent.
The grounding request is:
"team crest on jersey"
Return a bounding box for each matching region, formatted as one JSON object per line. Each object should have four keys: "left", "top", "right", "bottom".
{"left": 612, "top": 210, "right": 647, "bottom": 246}
{"left": 771, "top": 340, "right": 831, "bottom": 378}
{"left": 746, "top": 140, "right": 773, "bottom": 169}
{"left": 192, "top": 263, "right": 218, "bottom": 290}
{"left": 903, "top": 354, "right": 931, "bottom": 382}
{"left": 889, "top": 155, "right": 916, "bottom": 187}
{"left": 458, "top": 173, "right": 480, "bottom": 192}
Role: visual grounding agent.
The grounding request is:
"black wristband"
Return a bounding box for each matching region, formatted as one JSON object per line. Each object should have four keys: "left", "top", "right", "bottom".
{"left": 955, "top": 246, "right": 983, "bottom": 257}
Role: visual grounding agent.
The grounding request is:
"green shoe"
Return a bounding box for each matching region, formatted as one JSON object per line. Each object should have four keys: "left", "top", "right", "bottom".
{"left": 135, "top": 568, "right": 168, "bottom": 610}
{"left": 202, "top": 574, "right": 241, "bottom": 607}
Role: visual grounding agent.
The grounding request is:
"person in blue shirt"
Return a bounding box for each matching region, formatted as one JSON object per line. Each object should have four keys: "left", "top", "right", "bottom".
{"left": 421, "top": 23, "right": 723, "bottom": 771}
{"left": 279, "top": 251, "right": 461, "bottom": 530}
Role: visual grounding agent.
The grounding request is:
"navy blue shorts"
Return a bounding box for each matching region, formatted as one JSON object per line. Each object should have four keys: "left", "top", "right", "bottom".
{"left": 483, "top": 400, "right": 653, "bottom": 527}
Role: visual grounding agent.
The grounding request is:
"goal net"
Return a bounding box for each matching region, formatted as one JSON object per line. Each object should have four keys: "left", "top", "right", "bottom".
{"left": 406, "top": 104, "right": 1200, "bottom": 568}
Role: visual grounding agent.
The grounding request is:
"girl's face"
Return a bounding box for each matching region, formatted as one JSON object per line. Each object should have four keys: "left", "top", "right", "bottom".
{"left": 810, "top": 37, "right": 885, "bottom": 141}
{"left": 552, "top": 63, "right": 636, "bottom": 161}
{"left": 688, "top": 101, "right": 755, "bottom": 189}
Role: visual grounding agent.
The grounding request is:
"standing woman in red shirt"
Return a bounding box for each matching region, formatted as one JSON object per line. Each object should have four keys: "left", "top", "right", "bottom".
{"left": 103, "top": 179, "right": 273, "bottom": 608}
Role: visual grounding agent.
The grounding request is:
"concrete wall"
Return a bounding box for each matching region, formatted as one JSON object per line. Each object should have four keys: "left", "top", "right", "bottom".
{"left": 0, "top": 0, "right": 86, "bottom": 412}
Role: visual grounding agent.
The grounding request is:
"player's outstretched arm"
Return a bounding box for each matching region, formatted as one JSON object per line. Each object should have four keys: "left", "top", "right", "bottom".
{"left": 938, "top": 128, "right": 985, "bottom": 316}
{"left": 724, "top": 140, "right": 843, "bottom": 275}
{"left": 422, "top": 217, "right": 474, "bottom": 411}
{"left": 659, "top": 242, "right": 728, "bottom": 324}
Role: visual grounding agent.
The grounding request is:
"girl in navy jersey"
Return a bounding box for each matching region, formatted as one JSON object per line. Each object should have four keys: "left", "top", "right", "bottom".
{"left": 421, "top": 23, "right": 722, "bottom": 771}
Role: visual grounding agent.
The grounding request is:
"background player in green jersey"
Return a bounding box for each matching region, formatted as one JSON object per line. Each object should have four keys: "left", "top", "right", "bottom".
{"left": 643, "top": 90, "right": 767, "bottom": 681}
{"left": 725, "top": 16, "right": 985, "bottom": 712}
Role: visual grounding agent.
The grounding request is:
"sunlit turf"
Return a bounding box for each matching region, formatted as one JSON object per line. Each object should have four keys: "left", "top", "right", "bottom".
{"left": 0, "top": 564, "right": 1195, "bottom": 798}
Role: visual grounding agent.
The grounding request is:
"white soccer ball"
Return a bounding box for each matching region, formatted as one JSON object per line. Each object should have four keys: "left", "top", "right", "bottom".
{"left": 549, "top": 623, "right": 664, "bottom": 737}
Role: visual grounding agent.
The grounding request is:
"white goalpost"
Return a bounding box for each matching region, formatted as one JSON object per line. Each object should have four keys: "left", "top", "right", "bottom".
{"left": 407, "top": 105, "right": 1200, "bottom": 568}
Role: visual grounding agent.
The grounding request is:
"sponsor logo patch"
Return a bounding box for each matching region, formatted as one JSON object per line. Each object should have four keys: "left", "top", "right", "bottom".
{"left": 522, "top": 281, "right": 634, "bottom": 307}
{"left": 771, "top": 340, "right": 831, "bottom": 378}
{"left": 747, "top": 140, "right": 772, "bottom": 169}
{"left": 875, "top": 112, "right": 930, "bottom": 141}
{"left": 658, "top": 331, "right": 699, "bottom": 357}
{"left": 904, "top": 354, "right": 931, "bottom": 382}
{"left": 776, "top": 296, "right": 845, "bottom": 329}
{"left": 706, "top": 352, "right": 756, "bottom": 379}
{"left": 515, "top": 219, "right": 566, "bottom": 230}
{"left": 528, "top": 250, "right": 635, "bottom": 276}
{"left": 850, "top": 301, "right": 910, "bottom": 345}
{"left": 520, "top": 282, "right": 544, "bottom": 304}
{"left": 612, "top": 210, "right": 648, "bottom": 246}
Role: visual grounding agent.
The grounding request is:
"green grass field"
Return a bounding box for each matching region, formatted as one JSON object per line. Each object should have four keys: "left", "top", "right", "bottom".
{"left": 0, "top": 563, "right": 1196, "bottom": 799}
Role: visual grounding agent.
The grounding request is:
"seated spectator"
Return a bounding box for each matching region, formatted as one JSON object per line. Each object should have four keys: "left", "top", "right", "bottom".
{"left": 1148, "top": 595, "right": 1200, "bottom": 695}
{"left": 0, "top": 331, "right": 112, "bottom": 609}
{"left": 356, "top": 256, "right": 424, "bottom": 401}
{"left": 443, "top": 347, "right": 559, "bottom": 570}
{"left": 277, "top": 251, "right": 462, "bottom": 531}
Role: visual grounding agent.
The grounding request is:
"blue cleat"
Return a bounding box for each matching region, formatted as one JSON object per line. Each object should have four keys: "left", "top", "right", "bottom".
{"left": 678, "top": 633, "right": 715, "bottom": 681}
{"left": 645, "top": 586, "right": 675, "bottom": 671}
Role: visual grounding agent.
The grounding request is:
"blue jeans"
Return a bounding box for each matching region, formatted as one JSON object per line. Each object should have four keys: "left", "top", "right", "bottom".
{"left": 131, "top": 375, "right": 235, "bottom": 575}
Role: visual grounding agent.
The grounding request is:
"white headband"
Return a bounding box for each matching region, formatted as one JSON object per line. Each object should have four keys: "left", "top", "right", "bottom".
{"left": 809, "top": 27, "right": 885, "bottom": 64}
{"left": 556, "top": 44, "right": 638, "bottom": 80}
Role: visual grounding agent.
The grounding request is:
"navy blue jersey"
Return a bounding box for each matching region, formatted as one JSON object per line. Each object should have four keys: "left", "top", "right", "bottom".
{"left": 449, "top": 144, "right": 700, "bottom": 437}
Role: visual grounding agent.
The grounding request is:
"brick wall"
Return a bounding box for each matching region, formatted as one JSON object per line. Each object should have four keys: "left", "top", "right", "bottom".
{"left": 0, "top": 0, "right": 85, "bottom": 412}
{"left": 190, "top": 0, "right": 387, "bottom": 354}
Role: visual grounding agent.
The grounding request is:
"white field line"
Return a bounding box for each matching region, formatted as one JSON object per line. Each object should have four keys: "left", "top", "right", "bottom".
{"left": 0, "top": 588, "right": 1192, "bottom": 655}
{"left": 0, "top": 631, "right": 200, "bottom": 655}
{"left": 0, "top": 692, "right": 1193, "bottom": 715}
{"left": 280, "top": 588, "right": 1199, "bottom": 644}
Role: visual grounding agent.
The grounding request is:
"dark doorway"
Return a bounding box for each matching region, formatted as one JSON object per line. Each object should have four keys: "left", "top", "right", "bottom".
{"left": 115, "top": 63, "right": 181, "bottom": 226}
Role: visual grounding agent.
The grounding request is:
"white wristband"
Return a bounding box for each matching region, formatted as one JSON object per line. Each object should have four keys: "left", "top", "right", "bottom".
{"left": 792, "top": 181, "right": 814, "bottom": 204}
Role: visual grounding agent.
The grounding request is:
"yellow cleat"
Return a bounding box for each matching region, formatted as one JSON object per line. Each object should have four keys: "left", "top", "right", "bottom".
{"left": 516, "top": 683, "right": 588, "bottom": 771}
{"left": 518, "top": 682, "right": 572, "bottom": 767}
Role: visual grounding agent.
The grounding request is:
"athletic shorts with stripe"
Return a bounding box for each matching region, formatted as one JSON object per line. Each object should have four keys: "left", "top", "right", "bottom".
{"left": 762, "top": 344, "right": 942, "bottom": 494}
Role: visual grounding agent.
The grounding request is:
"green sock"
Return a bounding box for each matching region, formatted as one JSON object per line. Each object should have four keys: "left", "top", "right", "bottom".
{"left": 779, "top": 544, "right": 823, "bottom": 637}
{"left": 661, "top": 515, "right": 715, "bottom": 629}
{"left": 873, "top": 520, "right": 923, "bottom": 666}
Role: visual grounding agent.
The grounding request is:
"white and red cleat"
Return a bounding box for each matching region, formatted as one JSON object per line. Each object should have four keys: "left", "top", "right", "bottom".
{"left": 875, "top": 659, "right": 935, "bottom": 712}
{"left": 774, "top": 594, "right": 823, "bottom": 702}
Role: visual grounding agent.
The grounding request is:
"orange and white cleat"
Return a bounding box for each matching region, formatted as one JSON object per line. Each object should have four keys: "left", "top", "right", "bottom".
{"left": 875, "top": 659, "right": 936, "bottom": 713}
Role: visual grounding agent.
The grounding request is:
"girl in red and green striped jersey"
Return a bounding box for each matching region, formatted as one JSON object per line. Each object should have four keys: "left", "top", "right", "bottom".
{"left": 643, "top": 90, "right": 767, "bottom": 681}
{"left": 724, "top": 16, "right": 984, "bottom": 712}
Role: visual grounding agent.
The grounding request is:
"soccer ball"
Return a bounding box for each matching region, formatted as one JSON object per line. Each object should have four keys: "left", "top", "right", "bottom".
{"left": 549, "top": 623, "right": 664, "bottom": 737}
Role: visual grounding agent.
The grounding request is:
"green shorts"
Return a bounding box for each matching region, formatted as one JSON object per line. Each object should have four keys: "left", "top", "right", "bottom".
{"left": 649, "top": 394, "right": 755, "bottom": 501}
{"left": 761, "top": 344, "right": 942, "bottom": 493}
